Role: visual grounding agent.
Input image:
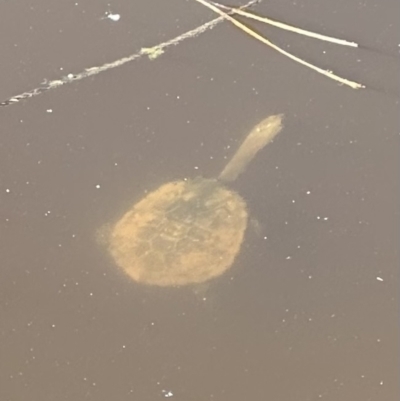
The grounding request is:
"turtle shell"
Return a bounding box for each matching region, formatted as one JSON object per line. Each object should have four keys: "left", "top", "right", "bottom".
{"left": 106, "top": 178, "right": 248, "bottom": 286}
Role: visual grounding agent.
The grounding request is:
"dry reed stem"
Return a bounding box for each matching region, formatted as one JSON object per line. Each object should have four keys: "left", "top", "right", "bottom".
{"left": 195, "top": 0, "right": 364, "bottom": 89}
{"left": 211, "top": 1, "right": 359, "bottom": 47}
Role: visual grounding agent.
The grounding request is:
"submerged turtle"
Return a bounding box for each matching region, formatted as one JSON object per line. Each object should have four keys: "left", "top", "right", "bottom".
{"left": 101, "top": 114, "right": 283, "bottom": 287}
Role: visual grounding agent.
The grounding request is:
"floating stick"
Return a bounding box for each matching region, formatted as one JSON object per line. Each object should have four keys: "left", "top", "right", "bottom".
{"left": 0, "top": 0, "right": 258, "bottom": 107}
{"left": 195, "top": 0, "right": 364, "bottom": 89}
{"left": 211, "top": 1, "right": 359, "bottom": 47}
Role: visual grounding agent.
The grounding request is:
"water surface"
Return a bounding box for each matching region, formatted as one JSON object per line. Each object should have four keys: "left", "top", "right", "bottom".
{"left": 1, "top": 0, "right": 398, "bottom": 400}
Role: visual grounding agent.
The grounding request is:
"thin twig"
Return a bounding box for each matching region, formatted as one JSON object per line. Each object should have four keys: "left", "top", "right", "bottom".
{"left": 211, "top": 1, "right": 359, "bottom": 47}
{"left": 195, "top": 0, "right": 364, "bottom": 89}
{"left": 0, "top": 0, "right": 259, "bottom": 107}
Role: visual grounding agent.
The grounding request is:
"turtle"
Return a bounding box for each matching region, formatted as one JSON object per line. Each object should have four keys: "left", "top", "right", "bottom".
{"left": 101, "top": 114, "right": 283, "bottom": 287}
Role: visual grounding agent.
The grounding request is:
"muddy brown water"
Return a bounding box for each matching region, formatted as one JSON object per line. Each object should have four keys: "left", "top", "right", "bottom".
{"left": 1, "top": 0, "right": 398, "bottom": 400}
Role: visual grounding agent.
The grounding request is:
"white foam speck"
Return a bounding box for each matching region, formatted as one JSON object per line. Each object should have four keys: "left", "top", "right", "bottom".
{"left": 106, "top": 13, "right": 120, "bottom": 22}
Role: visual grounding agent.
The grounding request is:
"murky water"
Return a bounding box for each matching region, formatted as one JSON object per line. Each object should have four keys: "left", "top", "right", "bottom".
{"left": 1, "top": 1, "right": 398, "bottom": 400}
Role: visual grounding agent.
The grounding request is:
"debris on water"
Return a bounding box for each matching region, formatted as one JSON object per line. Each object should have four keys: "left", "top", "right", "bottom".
{"left": 103, "top": 12, "right": 121, "bottom": 22}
